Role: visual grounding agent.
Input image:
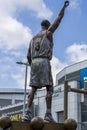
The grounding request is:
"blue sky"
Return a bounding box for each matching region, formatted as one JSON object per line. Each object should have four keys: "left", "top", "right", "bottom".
{"left": 0, "top": 0, "right": 87, "bottom": 89}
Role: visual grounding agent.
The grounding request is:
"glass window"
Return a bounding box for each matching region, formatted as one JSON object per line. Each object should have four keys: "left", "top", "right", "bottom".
{"left": 57, "top": 111, "right": 64, "bottom": 123}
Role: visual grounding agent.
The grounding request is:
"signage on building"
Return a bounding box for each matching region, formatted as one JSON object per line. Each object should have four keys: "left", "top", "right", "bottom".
{"left": 53, "top": 87, "right": 62, "bottom": 97}
{"left": 10, "top": 113, "right": 23, "bottom": 121}
{"left": 80, "top": 68, "right": 87, "bottom": 88}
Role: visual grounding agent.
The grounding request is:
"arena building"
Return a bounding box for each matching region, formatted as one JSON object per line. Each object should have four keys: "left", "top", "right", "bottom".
{"left": 0, "top": 59, "right": 87, "bottom": 130}
{"left": 0, "top": 89, "right": 31, "bottom": 120}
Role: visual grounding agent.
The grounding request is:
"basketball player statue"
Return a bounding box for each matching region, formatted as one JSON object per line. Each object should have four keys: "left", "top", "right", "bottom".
{"left": 22, "top": 1, "right": 69, "bottom": 122}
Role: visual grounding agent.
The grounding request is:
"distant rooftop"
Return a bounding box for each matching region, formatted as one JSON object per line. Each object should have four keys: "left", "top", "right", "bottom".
{"left": 0, "top": 88, "right": 30, "bottom": 94}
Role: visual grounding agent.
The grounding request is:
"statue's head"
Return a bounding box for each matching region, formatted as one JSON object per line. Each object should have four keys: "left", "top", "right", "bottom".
{"left": 41, "top": 19, "right": 51, "bottom": 29}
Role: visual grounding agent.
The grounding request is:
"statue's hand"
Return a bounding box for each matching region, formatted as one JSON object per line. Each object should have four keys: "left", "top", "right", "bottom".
{"left": 64, "top": 1, "right": 69, "bottom": 7}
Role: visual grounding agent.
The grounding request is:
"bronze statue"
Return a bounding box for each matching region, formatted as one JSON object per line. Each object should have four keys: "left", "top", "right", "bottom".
{"left": 22, "top": 1, "right": 69, "bottom": 122}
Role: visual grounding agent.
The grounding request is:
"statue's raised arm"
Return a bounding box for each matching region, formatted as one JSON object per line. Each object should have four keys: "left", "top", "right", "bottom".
{"left": 48, "top": 1, "right": 69, "bottom": 33}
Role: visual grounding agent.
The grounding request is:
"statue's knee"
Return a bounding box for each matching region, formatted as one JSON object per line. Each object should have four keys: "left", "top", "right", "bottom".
{"left": 28, "top": 88, "right": 36, "bottom": 99}
{"left": 46, "top": 94, "right": 52, "bottom": 101}
{"left": 28, "top": 92, "right": 33, "bottom": 99}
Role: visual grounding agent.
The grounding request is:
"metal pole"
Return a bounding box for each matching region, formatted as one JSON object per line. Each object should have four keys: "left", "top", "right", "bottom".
{"left": 16, "top": 61, "right": 29, "bottom": 115}
{"left": 64, "top": 80, "right": 68, "bottom": 120}
{"left": 23, "top": 63, "right": 28, "bottom": 115}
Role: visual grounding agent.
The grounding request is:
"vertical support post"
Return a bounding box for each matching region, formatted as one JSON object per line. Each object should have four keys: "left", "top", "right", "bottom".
{"left": 23, "top": 63, "right": 28, "bottom": 115}
{"left": 16, "top": 61, "right": 29, "bottom": 115}
{"left": 64, "top": 80, "right": 68, "bottom": 120}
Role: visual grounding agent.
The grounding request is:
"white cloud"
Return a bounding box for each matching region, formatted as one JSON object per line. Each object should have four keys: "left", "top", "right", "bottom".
{"left": 8, "top": 50, "right": 22, "bottom": 57}
{"left": 11, "top": 65, "right": 30, "bottom": 89}
{"left": 69, "top": 0, "right": 81, "bottom": 11}
{"left": 0, "top": 74, "right": 8, "bottom": 79}
{"left": 0, "top": 56, "right": 13, "bottom": 63}
{"left": 0, "top": 0, "right": 52, "bottom": 50}
{"left": 0, "top": 0, "right": 16, "bottom": 16}
{"left": 66, "top": 43, "right": 87, "bottom": 63}
{"left": 12, "top": 73, "right": 25, "bottom": 89}
{"left": 0, "top": 56, "right": 14, "bottom": 73}
{"left": 0, "top": 15, "right": 32, "bottom": 50}
{"left": 18, "top": 0, "right": 53, "bottom": 19}
{"left": 0, "top": 0, "right": 52, "bottom": 18}
{"left": 51, "top": 56, "right": 67, "bottom": 85}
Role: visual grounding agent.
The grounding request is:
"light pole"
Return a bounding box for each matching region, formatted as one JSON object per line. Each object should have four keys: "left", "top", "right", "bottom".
{"left": 16, "top": 61, "right": 29, "bottom": 115}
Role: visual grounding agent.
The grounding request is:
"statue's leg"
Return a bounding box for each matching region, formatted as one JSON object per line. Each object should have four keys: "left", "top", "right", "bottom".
{"left": 45, "top": 92, "right": 52, "bottom": 111}
{"left": 45, "top": 85, "right": 53, "bottom": 112}
{"left": 28, "top": 87, "right": 37, "bottom": 108}
{"left": 44, "top": 85, "right": 55, "bottom": 122}
{"left": 22, "top": 87, "right": 37, "bottom": 121}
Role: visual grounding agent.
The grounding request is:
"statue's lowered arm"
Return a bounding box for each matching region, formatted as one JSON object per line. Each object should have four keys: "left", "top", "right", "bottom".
{"left": 48, "top": 1, "right": 69, "bottom": 33}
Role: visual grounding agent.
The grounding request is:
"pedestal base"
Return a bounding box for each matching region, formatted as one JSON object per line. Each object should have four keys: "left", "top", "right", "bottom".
{"left": 11, "top": 121, "right": 65, "bottom": 130}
